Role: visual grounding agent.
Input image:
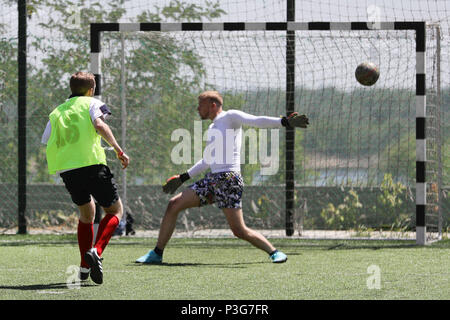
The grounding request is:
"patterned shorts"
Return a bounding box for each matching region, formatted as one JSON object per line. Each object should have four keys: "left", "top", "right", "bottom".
{"left": 189, "top": 171, "right": 244, "bottom": 209}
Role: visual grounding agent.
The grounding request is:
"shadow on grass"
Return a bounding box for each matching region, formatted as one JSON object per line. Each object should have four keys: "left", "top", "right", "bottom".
{"left": 129, "top": 261, "right": 265, "bottom": 268}
{"left": 0, "top": 282, "right": 96, "bottom": 291}
{"left": 323, "top": 243, "right": 419, "bottom": 250}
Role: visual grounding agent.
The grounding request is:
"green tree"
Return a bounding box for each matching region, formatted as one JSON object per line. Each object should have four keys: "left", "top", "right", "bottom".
{"left": 0, "top": 22, "right": 18, "bottom": 183}
{"left": 21, "top": 0, "right": 226, "bottom": 184}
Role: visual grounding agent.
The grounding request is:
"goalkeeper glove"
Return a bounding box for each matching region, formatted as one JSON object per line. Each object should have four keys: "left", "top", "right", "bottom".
{"left": 282, "top": 112, "right": 309, "bottom": 128}
{"left": 162, "top": 172, "right": 190, "bottom": 194}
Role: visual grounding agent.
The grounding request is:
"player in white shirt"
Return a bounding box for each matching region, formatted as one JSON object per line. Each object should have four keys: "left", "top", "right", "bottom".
{"left": 136, "top": 91, "right": 308, "bottom": 264}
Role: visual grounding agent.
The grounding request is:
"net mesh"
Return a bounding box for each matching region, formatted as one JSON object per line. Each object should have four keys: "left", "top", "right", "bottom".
{"left": 0, "top": 0, "right": 448, "bottom": 240}
{"left": 97, "top": 28, "right": 437, "bottom": 239}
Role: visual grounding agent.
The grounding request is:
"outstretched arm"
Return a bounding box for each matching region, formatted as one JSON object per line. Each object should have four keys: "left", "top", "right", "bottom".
{"left": 228, "top": 109, "right": 309, "bottom": 129}
{"left": 228, "top": 109, "right": 283, "bottom": 128}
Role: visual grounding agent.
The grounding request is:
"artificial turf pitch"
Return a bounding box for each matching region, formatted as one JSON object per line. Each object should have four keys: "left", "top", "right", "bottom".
{"left": 0, "top": 235, "right": 449, "bottom": 300}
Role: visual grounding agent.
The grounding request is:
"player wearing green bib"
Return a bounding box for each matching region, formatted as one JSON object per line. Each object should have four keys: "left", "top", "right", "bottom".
{"left": 42, "top": 72, "right": 130, "bottom": 285}
{"left": 46, "top": 96, "right": 107, "bottom": 174}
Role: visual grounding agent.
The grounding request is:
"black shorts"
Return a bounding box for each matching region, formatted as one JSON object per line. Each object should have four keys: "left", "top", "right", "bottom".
{"left": 60, "top": 164, "right": 119, "bottom": 207}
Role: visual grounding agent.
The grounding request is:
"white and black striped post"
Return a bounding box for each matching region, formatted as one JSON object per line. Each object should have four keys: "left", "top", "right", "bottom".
{"left": 90, "top": 21, "right": 427, "bottom": 244}
{"left": 413, "top": 23, "right": 427, "bottom": 245}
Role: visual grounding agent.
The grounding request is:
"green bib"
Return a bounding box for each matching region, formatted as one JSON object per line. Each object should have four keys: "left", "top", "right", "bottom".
{"left": 46, "top": 96, "right": 107, "bottom": 174}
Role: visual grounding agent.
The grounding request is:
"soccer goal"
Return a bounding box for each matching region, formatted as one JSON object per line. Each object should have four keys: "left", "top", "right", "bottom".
{"left": 90, "top": 21, "right": 442, "bottom": 244}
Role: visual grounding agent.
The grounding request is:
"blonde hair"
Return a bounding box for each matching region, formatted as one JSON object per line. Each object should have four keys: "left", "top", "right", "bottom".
{"left": 198, "top": 90, "right": 223, "bottom": 107}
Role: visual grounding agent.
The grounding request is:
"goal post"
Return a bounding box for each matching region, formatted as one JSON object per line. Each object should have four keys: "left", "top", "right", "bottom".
{"left": 90, "top": 21, "right": 435, "bottom": 244}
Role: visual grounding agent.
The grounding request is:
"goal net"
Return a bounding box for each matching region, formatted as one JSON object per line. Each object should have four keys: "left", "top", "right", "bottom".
{"left": 93, "top": 22, "right": 441, "bottom": 242}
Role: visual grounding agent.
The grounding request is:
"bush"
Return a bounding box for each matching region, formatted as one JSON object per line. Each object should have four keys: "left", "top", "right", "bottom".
{"left": 320, "top": 188, "right": 363, "bottom": 230}
{"left": 319, "top": 174, "right": 413, "bottom": 231}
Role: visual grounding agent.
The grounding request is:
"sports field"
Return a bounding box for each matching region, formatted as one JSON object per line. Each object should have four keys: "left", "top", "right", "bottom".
{"left": 0, "top": 234, "right": 449, "bottom": 300}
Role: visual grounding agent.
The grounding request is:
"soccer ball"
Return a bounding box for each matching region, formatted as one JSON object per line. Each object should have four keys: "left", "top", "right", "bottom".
{"left": 355, "top": 62, "right": 380, "bottom": 86}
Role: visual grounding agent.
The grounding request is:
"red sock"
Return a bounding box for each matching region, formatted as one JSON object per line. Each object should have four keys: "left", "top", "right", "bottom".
{"left": 94, "top": 214, "right": 119, "bottom": 256}
{"left": 78, "top": 220, "right": 94, "bottom": 268}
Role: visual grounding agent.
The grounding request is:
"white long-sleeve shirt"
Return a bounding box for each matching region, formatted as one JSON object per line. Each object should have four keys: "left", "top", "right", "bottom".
{"left": 187, "top": 109, "right": 283, "bottom": 177}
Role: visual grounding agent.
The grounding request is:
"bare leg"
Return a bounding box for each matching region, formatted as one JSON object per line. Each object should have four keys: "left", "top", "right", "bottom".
{"left": 102, "top": 198, "right": 123, "bottom": 221}
{"left": 79, "top": 199, "right": 96, "bottom": 224}
{"left": 223, "top": 208, "right": 275, "bottom": 254}
{"left": 156, "top": 188, "right": 200, "bottom": 250}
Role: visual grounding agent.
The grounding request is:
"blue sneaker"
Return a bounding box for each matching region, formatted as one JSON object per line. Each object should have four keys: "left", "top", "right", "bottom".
{"left": 270, "top": 250, "right": 287, "bottom": 263}
{"left": 135, "top": 250, "right": 162, "bottom": 264}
